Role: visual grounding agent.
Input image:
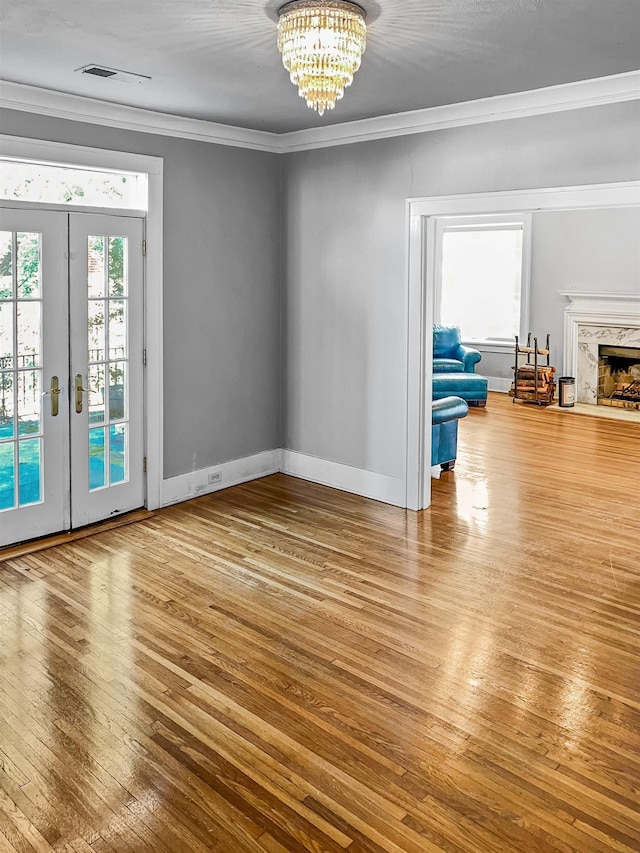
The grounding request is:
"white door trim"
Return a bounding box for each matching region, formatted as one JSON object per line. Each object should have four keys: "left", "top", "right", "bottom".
{"left": 406, "top": 180, "right": 640, "bottom": 511}
{"left": 0, "top": 134, "right": 164, "bottom": 510}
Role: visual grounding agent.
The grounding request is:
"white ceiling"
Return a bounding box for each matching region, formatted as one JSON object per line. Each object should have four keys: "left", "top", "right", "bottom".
{"left": 0, "top": 0, "right": 638, "bottom": 134}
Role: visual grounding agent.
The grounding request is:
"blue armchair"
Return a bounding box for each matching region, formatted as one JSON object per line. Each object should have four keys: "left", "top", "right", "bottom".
{"left": 432, "top": 325, "right": 488, "bottom": 406}
{"left": 432, "top": 396, "right": 469, "bottom": 471}
{"left": 433, "top": 325, "right": 481, "bottom": 374}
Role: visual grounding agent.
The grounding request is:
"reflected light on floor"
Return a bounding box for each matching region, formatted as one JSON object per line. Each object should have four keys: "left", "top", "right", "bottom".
{"left": 558, "top": 650, "right": 596, "bottom": 750}
{"left": 87, "top": 553, "right": 139, "bottom": 791}
{"left": 453, "top": 475, "right": 490, "bottom": 531}
{"left": 431, "top": 618, "right": 500, "bottom": 743}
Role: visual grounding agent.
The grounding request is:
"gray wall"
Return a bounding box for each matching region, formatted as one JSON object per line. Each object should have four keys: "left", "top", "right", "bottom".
{"left": 530, "top": 206, "right": 640, "bottom": 369}
{"left": 282, "top": 101, "right": 640, "bottom": 479}
{"left": 0, "top": 108, "right": 282, "bottom": 479}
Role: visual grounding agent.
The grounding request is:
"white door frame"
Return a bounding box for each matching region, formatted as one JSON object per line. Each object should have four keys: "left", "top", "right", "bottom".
{"left": 406, "top": 180, "right": 640, "bottom": 511}
{"left": 0, "top": 134, "right": 164, "bottom": 510}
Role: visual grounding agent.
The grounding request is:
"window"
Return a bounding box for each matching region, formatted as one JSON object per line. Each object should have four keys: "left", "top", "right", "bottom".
{"left": 435, "top": 214, "right": 531, "bottom": 347}
{"left": 0, "top": 158, "right": 147, "bottom": 209}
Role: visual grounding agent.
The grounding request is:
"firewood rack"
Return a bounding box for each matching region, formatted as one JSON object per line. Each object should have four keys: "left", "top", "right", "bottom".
{"left": 510, "top": 333, "right": 556, "bottom": 406}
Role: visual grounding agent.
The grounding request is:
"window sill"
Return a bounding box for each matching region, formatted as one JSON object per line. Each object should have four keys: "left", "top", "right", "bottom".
{"left": 462, "top": 340, "right": 514, "bottom": 354}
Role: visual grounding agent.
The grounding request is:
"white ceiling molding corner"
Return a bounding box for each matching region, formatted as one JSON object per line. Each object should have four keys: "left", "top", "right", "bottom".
{"left": 1, "top": 71, "right": 638, "bottom": 155}
{"left": 0, "top": 81, "right": 281, "bottom": 154}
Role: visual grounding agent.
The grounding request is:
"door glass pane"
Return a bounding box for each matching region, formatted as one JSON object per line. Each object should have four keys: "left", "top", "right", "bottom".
{"left": 17, "top": 302, "right": 41, "bottom": 366}
{"left": 88, "top": 300, "right": 106, "bottom": 362}
{"left": 108, "top": 362, "right": 126, "bottom": 420}
{"left": 87, "top": 234, "right": 130, "bottom": 491}
{"left": 0, "top": 441, "right": 15, "bottom": 509}
{"left": 108, "top": 236, "right": 126, "bottom": 296}
{"left": 0, "top": 232, "right": 12, "bottom": 299}
{"left": 0, "top": 371, "right": 15, "bottom": 440}
{"left": 89, "top": 363, "right": 106, "bottom": 424}
{"left": 108, "top": 300, "right": 126, "bottom": 359}
{"left": 109, "top": 424, "right": 126, "bottom": 485}
{"left": 0, "top": 302, "right": 14, "bottom": 368}
{"left": 89, "top": 426, "right": 106, "bottom": 490}
{"left": 18, "top": 437, "right": 41, "bottom": 505}
{"left": 88, "top": 236, "right": 106, "bottom": 298}
{"left": 17, "top": 369, "right": 41, "bottom": 436}
{"left": 0, "top": 230, "right": 44, "bottom": 513}
{"left": 17, "top": 232, "right": 41, "bottom": 299}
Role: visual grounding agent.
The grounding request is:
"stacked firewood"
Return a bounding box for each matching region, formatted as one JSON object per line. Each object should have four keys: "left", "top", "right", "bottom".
{"left": 509, "top": 364, "right": 556, "bottom": 403}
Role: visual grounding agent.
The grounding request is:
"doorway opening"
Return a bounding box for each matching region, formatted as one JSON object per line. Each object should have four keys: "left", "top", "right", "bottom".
{"left": 405, "top": 181, "right": 640, "bottom": 512}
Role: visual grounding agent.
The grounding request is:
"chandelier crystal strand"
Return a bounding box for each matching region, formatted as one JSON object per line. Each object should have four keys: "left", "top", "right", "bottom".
{"left": 277, "top": 1, "right": 367, "bottom": 116}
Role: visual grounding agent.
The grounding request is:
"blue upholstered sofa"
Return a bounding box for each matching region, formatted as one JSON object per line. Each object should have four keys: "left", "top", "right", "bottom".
{"left": 433, "top": 325, "right": 488, "bottom": 406}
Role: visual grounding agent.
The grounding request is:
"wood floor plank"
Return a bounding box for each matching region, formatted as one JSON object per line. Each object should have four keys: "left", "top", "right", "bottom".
{"left": 1, "top": 392, "right": 639, "bottom": 851}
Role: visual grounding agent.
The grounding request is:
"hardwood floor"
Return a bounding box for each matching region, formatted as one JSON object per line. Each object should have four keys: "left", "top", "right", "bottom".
{"left": 1, "top": 392, "right": 639, "bottom": 852}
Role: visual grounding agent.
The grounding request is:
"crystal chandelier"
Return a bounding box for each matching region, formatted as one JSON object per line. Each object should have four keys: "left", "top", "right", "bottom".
{"left": 277, "top": 0, "right": 367, "bottom": 116}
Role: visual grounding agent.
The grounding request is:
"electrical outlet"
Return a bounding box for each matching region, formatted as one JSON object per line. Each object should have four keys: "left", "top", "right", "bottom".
{"left": 208, "top": 471, "right": 222, "bottom": 485}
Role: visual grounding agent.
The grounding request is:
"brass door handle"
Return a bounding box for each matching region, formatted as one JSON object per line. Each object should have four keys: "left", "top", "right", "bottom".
{"left": 75, "top": 374, "right": 90, "bottom": 413}
{"left": 44, "top": 375, "right": 61, "bottom": 416}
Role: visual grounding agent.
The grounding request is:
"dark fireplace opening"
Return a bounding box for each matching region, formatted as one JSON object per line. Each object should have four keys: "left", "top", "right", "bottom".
{"left": 598, "top": 345, "right": 640, "bottom": 409}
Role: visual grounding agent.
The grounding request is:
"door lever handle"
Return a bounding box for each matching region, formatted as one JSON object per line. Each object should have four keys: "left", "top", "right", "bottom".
{"left": 75, "top": 373, "right": 90, "bottom": 413}
{"left": 44, "top": 375, "right": 61, "bottom": 416}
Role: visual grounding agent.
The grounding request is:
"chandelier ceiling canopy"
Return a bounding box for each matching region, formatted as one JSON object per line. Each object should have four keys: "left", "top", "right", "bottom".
{"left": 277, "top": 0, "right": 367, "bottom": 117}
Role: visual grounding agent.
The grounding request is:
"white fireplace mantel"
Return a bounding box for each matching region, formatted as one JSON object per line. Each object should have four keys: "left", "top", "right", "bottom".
{"left": 561, "top": 290, "right": 640, "bottom": 310}
{"left": 561, "top": 291, "right": 640, "bottom": 371}
{"left": 560, "top": 291, "right": 640, "bottom": 402}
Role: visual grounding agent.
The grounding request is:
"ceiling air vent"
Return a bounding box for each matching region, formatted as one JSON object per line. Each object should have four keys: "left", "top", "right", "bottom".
{"left": 83, "top": 66, "right": 117, "bottom": 78}
{"left": 76, "top": 65, "right": 151, "bottom": 84}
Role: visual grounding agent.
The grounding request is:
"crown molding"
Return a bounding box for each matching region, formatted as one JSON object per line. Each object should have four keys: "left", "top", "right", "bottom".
{"left": 0, "top": 81, "right": 281, "bottom": 153}
{"left": 1, "top": 71, "right": 638, "bottom": 155}
{"left": 279, "top": 70, "right": 640, "bottom": 152}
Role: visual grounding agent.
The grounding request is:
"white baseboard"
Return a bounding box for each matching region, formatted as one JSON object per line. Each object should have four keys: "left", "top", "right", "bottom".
{"left": 162, "top": 447, "right": 406, "bottom": 509}
{"left": 280, "top": 449, "right": 406, "bottom": 508}
{"left": 487, "top": 376, "right": 512, "bottom": 393}
{"left": 162, "top": 449, "right": 280, "bottom": 507}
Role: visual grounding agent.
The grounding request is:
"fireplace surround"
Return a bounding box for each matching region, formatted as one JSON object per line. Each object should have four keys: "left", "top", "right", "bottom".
{"left": 561, "top": 292, "right": 640, "bottom": 406}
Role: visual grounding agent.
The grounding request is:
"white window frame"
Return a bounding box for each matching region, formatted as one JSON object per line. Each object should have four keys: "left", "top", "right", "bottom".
{"left": 0, "top": 134, "right": 164, "bottom": 510}
{"left": 434, "top": 213, "right": 532, "bottom": 352}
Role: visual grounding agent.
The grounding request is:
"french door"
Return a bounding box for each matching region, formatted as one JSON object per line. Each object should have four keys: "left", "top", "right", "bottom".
{"left": 0, "top": 208, "right": 145, "bottom": 548}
